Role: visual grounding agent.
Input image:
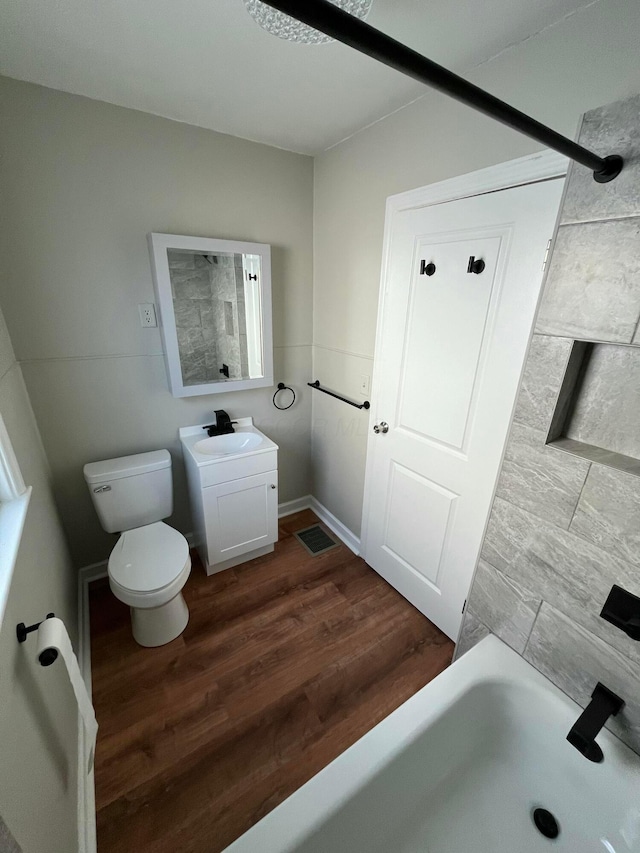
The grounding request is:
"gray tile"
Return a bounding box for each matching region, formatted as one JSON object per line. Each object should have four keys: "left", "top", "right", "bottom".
{"left": 199, "top": 302, "right": 216, "bottom": 330}
{"left": 211, "top": 266, "right": 237, "bottom": 300}
{"left": 561, "top": 94, "right": 640, "bottom": 225}
{"left": 224, "top": 301, "right": 235, "bottom": 335}
{"left": 181, "top": 351, "right": 207, "bottom": 385}
{"left": 548, "top": 437, "right": 640, "bottom": 478}
{"left": 564, "top": 343, "right": 640, "bottom": 459}
{"left": 201, "top": 324, "right": 216, "bottom": 344}
{"left": 194, "top": 253, "right": 212, "bottom": 269}
{"left": 167, "top": 250, "right": 195, "bottom": 270}
{"left": 469, "top": 560, "right": 540, "bottom": 653}
{"left": 524, "top": 603, "right": 640, "bottom": 754}
{"left": 454, "top": 609, "right": 490, "bottom": 660}
{"left": 481, "top": 497, "right": 640, "bottom": 665}
{"left": 536, "top": 218, "right": 640, "bottom": 343}
{"left": 570, "top": 465, "right": 640, "bottom": 568}
{"left": 481, "top": 496, "right": 530, "bottom": 572}
{"left": 176, "top": 327, "right": 193, "bottom": 356}
{"left": 512, "top": 334, "right": 573, "bottom": 431}
{"left": 170, "top": 269, "right": 212, "bottom": 300}
{"left": 186, "top": 327, "right": 207, "bottom": 352}
{"left": 495, "top": 421, "right": 590, "bottom": 527}
{"left": 173, "top": 298, "right": 202, "bottom": 329}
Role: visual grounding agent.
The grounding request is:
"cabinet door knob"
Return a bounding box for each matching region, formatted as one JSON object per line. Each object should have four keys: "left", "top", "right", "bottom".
{"left": 271, "top": 484, "right": 277, "bottom": 489}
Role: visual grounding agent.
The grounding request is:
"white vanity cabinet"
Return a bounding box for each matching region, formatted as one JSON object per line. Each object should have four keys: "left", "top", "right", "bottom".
{"left": 180, "top": 419, "right": 279, "bottom": 576}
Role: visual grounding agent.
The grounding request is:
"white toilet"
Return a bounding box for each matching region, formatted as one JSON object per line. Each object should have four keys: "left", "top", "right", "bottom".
{"left": 84, "top": 449, "right": 191, "bottom": 647}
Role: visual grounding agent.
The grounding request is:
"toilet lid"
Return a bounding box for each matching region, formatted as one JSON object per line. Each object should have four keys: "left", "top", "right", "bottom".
{"left": 108, "top": 522, "right": 189, "bottom": 593}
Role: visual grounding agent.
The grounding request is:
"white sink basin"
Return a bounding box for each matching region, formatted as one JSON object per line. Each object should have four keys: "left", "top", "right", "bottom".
{"left": 193, "top": 432, "right": 263, "bottom": 456}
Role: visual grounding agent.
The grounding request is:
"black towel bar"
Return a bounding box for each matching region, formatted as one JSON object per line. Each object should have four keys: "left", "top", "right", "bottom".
{"left": 308, "top": 380, "right": 370, "bottom": 410}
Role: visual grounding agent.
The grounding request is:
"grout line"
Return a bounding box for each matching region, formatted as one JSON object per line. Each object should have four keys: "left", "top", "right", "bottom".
{"left": 567, "top": 461, "right": 592, "bottom": 530}
{"left": 558, "top": 213, "right": 640, "bottom": 228}
{"left": 522, "top": 598, "right": 544, "bottom": 659}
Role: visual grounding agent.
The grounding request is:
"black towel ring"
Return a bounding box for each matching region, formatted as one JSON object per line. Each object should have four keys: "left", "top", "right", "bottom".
{"left": 273, "top": 382, "right": 296, "bottom": 410}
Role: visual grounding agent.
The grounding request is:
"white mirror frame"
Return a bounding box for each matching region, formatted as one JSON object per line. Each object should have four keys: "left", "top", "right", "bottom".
{"left": 148, "top": 232, "right": 274, "bottom": 397}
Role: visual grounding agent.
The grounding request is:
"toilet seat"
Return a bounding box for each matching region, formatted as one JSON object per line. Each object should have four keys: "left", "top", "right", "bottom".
{"left": 108, "top": 522, "right": 191, "bottom": 609}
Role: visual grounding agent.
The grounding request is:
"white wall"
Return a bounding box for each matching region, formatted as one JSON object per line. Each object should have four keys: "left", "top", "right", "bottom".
{"left": 0, "top": 77, "right": 314, "bottom": 568}
{"left": 0, "top": 305, "right": 79, "bottom": 852}
{"left": 312, "top": 0, "right": 640, "bottom": 538}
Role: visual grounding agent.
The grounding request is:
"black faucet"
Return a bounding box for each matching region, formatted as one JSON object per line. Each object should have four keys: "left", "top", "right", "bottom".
{"left": 566, "top": 682, "right": 624, "bottom": 762}
{"left": 202, "top": 410, "right": 236, "bottom": 437}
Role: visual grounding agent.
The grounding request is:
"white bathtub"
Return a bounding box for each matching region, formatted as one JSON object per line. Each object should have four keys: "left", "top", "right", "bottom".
{"left": 224, "top": 635, "right": 640, "bottom": 852}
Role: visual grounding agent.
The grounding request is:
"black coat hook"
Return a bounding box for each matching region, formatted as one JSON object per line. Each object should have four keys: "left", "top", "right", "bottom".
{"left": 420, "top": 260, "right": 436, "bottom": 276}
{"left": 467, "top": 256, "right": 485, "bottom": 274}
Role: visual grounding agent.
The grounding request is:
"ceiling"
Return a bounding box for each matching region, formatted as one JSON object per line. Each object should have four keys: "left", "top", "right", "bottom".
{"left": 0, "top": 0, "right": 597, "bottom": 154}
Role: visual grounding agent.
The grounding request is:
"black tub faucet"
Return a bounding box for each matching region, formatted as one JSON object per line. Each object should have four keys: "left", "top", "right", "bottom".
{"left": 566, "top": 682, "right": 624, "bottom": 762}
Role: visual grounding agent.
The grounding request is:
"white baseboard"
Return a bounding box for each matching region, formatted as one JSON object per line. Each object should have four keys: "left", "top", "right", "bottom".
{"left": 278, "top": 495, "right": 312, "bottom": 518}
{"left": 309, "top": 497, "right": 361, "bottom": 556}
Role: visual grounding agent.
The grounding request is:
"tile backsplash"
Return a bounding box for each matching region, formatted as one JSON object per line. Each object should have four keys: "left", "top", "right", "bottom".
{"left": 457, "top": 93, "right": 640, "bottom": 755}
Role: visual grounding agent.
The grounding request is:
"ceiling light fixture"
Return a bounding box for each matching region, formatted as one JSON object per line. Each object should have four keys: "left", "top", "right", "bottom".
{"left": 243, "top": 0, "right": 373, "bottom": 44}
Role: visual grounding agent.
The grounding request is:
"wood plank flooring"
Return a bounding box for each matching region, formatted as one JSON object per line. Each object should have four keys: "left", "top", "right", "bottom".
{"left": 89, "top": 510, "right": 454, "bottom": 852}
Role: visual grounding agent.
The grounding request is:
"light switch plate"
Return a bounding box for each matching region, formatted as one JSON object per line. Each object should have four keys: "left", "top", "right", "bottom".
{"left": 359, "top": 373, "right": 371, "bottom": 395}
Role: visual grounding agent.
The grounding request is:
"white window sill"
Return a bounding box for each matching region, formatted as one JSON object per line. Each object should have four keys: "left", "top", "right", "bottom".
{"left": 0, "top": 486, "right": 32, "bottom": 629}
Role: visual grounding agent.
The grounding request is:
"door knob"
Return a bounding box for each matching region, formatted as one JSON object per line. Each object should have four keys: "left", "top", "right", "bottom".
{"left": 373, "top": 422, "right": 389, "bottom": 434}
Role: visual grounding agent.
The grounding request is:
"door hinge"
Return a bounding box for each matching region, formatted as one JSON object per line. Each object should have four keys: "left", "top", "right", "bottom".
{"left": 462, "top": 598, "right": 467, "bottom": 614}
{"left": 541, "top": 238, "right": 552, "bottom": 273}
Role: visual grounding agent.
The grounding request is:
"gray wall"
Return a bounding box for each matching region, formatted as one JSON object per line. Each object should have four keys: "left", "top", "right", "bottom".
{"left": 0, "top": 76, "right": 314, "bottom": 568}
{"left": 0, "top": 305, "right": 79, "bottom": 852}
{"left": 458, "top": 94, "right": 640, "bottom": 755}
{"left": 311, "top": 0, "right": 640, "bottom": 539}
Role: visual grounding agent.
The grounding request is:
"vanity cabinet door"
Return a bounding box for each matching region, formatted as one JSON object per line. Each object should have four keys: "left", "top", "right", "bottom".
{"left": 202, "top": 470, "right": 278, "bottom": 565}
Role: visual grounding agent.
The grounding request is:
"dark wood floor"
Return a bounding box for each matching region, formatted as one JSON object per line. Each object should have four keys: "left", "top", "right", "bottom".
{"left": 89, "top": 510, "right": 454, "bottom": 853}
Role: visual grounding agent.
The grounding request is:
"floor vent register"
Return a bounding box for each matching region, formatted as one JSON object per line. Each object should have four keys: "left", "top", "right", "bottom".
{"left": 294, "top": 524, "right": 339, "bottom": 556}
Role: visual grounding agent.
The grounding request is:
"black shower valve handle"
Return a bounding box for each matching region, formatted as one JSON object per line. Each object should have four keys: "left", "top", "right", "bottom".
{"left": 600, "top": 584, "right": 640, "bottom": 641}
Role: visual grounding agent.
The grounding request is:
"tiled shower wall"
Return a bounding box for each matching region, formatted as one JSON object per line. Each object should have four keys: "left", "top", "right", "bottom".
{"left": 457, "top": 93, "right": 640, "bottom": 754}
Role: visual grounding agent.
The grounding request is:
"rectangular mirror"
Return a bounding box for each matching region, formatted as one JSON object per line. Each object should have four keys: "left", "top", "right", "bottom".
{"left": 148, "top": 233, "right": 273, "bottom": 397}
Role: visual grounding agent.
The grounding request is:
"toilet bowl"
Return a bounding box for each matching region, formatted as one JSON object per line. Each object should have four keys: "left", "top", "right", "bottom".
{"left": 84, "top": 449, "right": 192, "bottom": 647}
{"left": 108, "top": 521, "right": 191, "bottom": 647}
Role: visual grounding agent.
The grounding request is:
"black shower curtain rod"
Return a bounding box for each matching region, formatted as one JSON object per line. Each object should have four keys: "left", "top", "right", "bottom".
{"left": 262, "top": 0, "right": 623, "bottom": 183}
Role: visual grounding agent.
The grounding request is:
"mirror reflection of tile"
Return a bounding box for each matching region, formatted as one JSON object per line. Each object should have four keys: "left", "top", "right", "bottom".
{"left": 168, "top": 250, "right": 252, "bottom": 385}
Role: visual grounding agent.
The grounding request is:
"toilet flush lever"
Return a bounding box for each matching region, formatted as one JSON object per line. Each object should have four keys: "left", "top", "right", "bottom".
{"left": 93, "top": 485, "right": 111, "bottom": 493}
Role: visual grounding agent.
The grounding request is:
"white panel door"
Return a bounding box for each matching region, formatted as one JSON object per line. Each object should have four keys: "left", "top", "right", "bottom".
{"left": 362, "top": 178, "right": 564, "bottom": 639}
{"left": 203, "top": 471, "right": 278, "bottom": 564}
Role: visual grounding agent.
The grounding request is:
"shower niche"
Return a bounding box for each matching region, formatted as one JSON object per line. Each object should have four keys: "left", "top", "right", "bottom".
{"left": 546, "top": 340, "right": 640, "bottom": 477}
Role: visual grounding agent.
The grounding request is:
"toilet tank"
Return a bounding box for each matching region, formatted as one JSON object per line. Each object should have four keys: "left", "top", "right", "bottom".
{"left": 84, "top": 450, "right": 173, "bottom": 533}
